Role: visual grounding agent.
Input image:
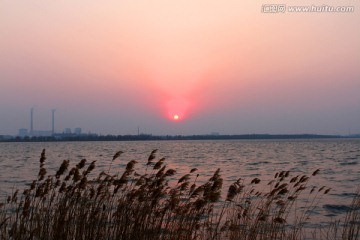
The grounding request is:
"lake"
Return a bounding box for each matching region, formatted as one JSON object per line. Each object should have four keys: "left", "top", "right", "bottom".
{"left": 0, "top": 139, "right": 359, "bottom": 228}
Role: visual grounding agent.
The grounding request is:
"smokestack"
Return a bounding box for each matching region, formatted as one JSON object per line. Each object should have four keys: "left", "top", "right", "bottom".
{"left": 51, "top": 109, "right": 56, "bottom": 135}
{"left": 30, "top": 107, "right": 34, "bottom": 135}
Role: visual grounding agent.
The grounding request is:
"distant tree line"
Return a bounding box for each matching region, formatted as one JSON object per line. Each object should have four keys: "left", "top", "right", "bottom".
{"left": 0, "top": 133, "right": 350, "bottom": 142}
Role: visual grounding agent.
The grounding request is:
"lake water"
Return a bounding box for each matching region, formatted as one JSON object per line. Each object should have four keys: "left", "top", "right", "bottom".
{"left": 0, "top": 139, "right": 359, "bottom": 228}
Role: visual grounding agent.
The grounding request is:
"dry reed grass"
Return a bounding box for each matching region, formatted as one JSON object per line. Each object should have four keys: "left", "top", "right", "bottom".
{"left": 0, "top": 149, "right": 358, "bottom": 240}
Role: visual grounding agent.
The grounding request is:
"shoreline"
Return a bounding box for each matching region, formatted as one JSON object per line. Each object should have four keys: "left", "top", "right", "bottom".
{"left": 1, "top": 133, "right": 358, "bottom": 143}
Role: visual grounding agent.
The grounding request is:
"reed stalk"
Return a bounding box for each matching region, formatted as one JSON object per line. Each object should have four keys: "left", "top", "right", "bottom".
{"left": 0, "top": 150, "right": 358, "bottom": 240}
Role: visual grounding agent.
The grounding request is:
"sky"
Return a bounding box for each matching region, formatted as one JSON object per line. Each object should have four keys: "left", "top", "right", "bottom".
{"left": 1, "top": 0, "right": 359, "bottom": 136}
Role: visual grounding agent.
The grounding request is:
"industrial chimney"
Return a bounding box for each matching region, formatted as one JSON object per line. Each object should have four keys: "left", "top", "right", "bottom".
{"left": 51, "top": 109, "right": 56, "bottom": 135}
{"left": 30, "top": 107, "right": 34, "bottom": 136}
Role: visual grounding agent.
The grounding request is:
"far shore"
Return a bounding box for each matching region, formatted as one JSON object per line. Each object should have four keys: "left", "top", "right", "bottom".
{"left": 1, "top": 133, "right": 359, "bottom": 143}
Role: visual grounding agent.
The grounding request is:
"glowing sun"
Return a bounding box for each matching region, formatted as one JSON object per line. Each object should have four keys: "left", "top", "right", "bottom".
{"left": 173, "top": 114, "right": 179, "bottom": 120}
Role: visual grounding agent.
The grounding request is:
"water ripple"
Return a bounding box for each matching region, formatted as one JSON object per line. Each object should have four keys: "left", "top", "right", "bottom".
{"left": 0, "top": 139, "right": 359, "bottom": 226}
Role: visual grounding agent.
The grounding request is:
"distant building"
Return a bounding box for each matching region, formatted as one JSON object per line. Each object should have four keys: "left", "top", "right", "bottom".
{"left": 32, "top": 130, "right": 52, "bottom": 137}
{"left": 19, "top": 128, "right": 52, "bottom": 137}
{"left": 64, "top": 128, "right": 72, "bottom": 134}
{"left": 18, "top": 128, "right": 28, "bottom": 137}
{"left": 74, "top": 128, "right": 82, "bottom": 135}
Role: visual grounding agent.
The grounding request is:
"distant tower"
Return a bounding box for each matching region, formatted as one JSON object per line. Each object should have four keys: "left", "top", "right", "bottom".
{"left": 30, "top": 107, "right": 34, "bottom": 135}
{"left": 51, "top": 109, "right": 56, "bottom": 135}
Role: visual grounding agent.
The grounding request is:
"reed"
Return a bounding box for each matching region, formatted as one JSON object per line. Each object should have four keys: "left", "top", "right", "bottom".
{"left": 0, "top": 150, "right": 358, "bottom": 240}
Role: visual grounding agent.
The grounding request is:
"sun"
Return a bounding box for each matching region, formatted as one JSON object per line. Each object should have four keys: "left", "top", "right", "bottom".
{"left": 173, "top": 114, "right": 179, "bottom": 120}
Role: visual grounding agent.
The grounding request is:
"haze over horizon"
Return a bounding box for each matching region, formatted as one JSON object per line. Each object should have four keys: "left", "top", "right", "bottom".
{"left": 1, "top": 1, "right": 360, "bottom": 136}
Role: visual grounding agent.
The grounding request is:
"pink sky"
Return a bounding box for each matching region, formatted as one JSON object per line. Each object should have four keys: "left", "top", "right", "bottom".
{"left": 1, "top": 0, "right": 359, "bottom": 135}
